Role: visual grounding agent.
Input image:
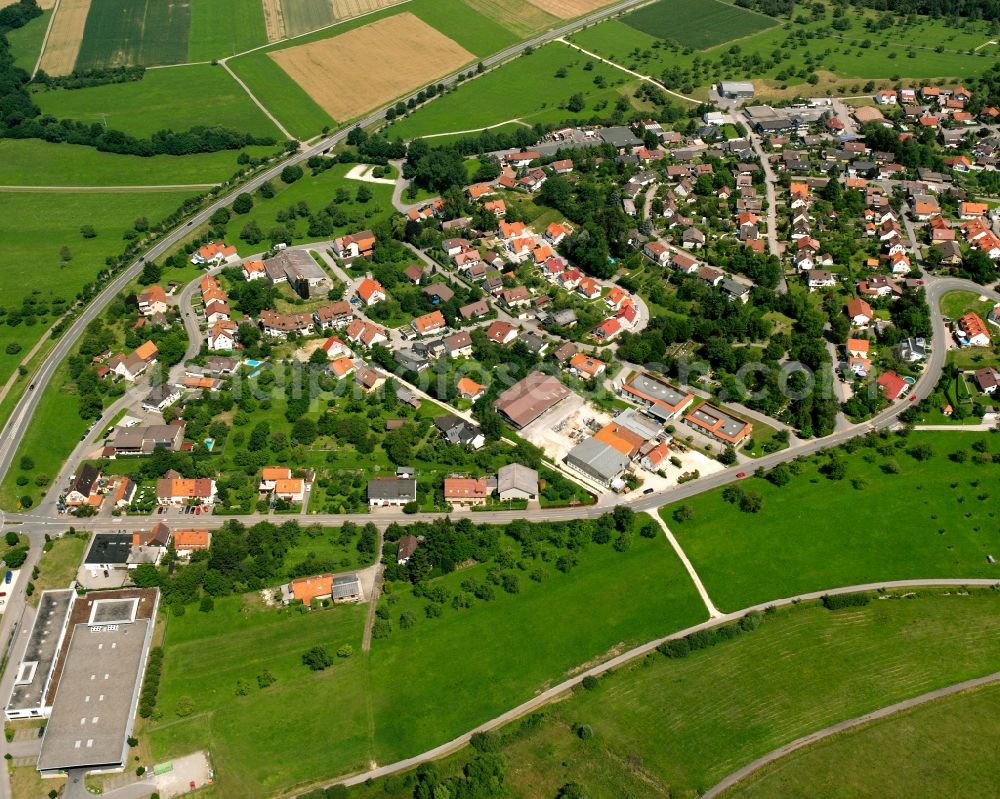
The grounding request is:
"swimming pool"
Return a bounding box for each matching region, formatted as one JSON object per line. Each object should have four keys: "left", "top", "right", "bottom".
{"left": 244, "top": 359, "right": 263, "bottom": 368}
{"left": 204, "top": 438, "right": 215, "bottom": 451}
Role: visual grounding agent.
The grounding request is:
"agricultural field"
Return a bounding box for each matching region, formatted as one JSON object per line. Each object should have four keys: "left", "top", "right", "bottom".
{"left": 729, "top": 682, "right": 1000, "bottom": 799}
{"left": 384, "top": 43, "right": 636, "bottom": 140}
{"left": 32, "top": 64, "right": 283, "bottom": 139}
{"left": 404, "top": 0, "right": 519, "bottom": 57}
{"left": 570, "top": 2, "right": 999, "bottom": 100}
{"left": 188, "top": 0, "right": 267, "bottom": 60}
{"left": 279, "top": 0, "right": 334, "bottom": 38}
{"left": 5, "top": 7, "right": 48, "bottom": 70}
{"left": 37, "top": 0, "right": 92, "bottom": 75}
{"left": 665, "top": 431, "right": 1000, "bottom": 612}
{"left": 462, "top": 0, "right": 557, "bottom": 39}
{"left": 348, "top": 590, "right": 1000, "bottom": 799}
{"left": 269, "top": 13, "right": 474, "bottom": 123}
{"left": 622, "top": 0, "right": 777, "bottom": 50}
{"left": 73, "top": 0, "right": 191, "bottom": 69}
{"left": 526, "top": 0, "right": 613, "bottom": 18}
{"left": 226, "top": 53, "right": 333, "bottom": 140}
{"left": 0, "top": 140, "right": 279, "bottom": 186}
{"left": 147, "top": 517, "right": 705, "bottom": 797}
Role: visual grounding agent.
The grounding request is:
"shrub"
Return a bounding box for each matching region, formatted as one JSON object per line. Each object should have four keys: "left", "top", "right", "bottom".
{"left": 581, "top": 675, "right": 598, "bottom": 691}
{"left": 470, "top": 731, "right": 501, "bottom": 752}
{"left": 576, "top": 724, "right": 594, "bottom": 740}
{"left": 657, "top": 638, "right": 690, "bottom": 659}
{"left": 822, "top": 592, "right": 870, "bottom": 610}
{"left": 302, "top": 646, "right": 332, "bottom": 671}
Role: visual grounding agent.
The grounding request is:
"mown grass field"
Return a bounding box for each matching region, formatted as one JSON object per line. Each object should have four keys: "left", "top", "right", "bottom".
{"left": 622, "top": 0, "right": 776, "bottom": 50}
{"left": 939, "top": 288, "right": 996, "bottom": 321}
{"left": 5, "top": 7, "right": 49, "bottom": 71}
{"left": 75, "top": 0, "right": 191, "bottom": 69}
{"left": 0, "top": 188, "right": 194, "bottom": 490}
{"left": 728, "top": 680, "right": 1000, "bottom": 799}
{"left": 664, "top": 431, "right": 1000, "bottom": 612}
{"left": 28, "top": 533, "right": 88, "bottom": 605}
{"left": 188, "top": 0, "right": 267, "bottom": 60}
{"left": 146, "top": 596, "right": 370, "bottom": 799}
{"left": 147, "top": 522, "right": 705, "bottom": 797}
{"left": 32, "top": 65, "right": 283, "bottom": 139}
{"left": 227, "top": 53, "right": 334, "bottom": 139}
{"left": 384, "top": 44, "right": 635, "bottom": 140}
{"left": 0, "top": 140, "right": 278, "bottom": 186}
{"left": 348, "top": 590, "right": 1000, "bottom": 799}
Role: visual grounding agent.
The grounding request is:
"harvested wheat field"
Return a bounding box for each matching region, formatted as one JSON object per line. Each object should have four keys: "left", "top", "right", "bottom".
{"left": 464, "top": 0, "right": 557, "bottom": 37}
{"left": 38, "top": 0, "right": 93, "bottom": 75}
{"left": 525, "top": 0, "right": 613, "bottom": 18}
{"left": 270, "top": 13, "right": 473, "bottom": 121}
{"left": 331, "top": 0, "right": 401, "bottom": 18}
{"left": 262, "top": 0, "right": 286, "bottom": 40}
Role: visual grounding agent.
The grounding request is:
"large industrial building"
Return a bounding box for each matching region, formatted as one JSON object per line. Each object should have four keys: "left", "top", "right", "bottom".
{"left": 5, "top": 588, "right": 159, "bottom": 777}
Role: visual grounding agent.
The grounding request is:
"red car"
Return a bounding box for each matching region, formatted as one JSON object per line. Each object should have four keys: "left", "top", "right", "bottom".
{"left": 736, "top": 472, "right": 746, "bottom": 479}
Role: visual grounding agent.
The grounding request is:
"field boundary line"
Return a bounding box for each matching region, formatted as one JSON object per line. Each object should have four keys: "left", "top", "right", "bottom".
{"left": 146, "top": 61, "right": 213, "bottom": 70}
{"left": 701, "top": 669, "right": 1000, "bottom": 798}
{"left": 279, "top": 579, "right": 999, "bottom": 795}
{"left": 555, "top": 37, "right": 698, "bottom": 104}
{"left": 653, "top": 512, "right": 722, "bottom": 618}
{"left": 218, "top": 61, "right": 294, "bottom": 140}
{"left": 0, "top": 184, "right": 219, "bottom": 191}
{"left": 32, "top": 0, "right": 62, "bottom": 78}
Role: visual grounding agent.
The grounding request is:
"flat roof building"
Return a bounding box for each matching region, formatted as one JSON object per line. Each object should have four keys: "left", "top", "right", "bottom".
{"left": 564, "top": 438, "right": 630, "bottom": 487}
{"left": 84, "top": 534, "right": 132, "bottom": 574}
{"left": 5, "top": 590, "right": 75, "bottom": 720}
{"left": 621, "top": 373, "right": 694, "bottom": 421}
{"left": 720, "top": 81, "right": 755, "bottom": 99}
{"left": 37, "top": 589, "right": 159, "bottom": 776}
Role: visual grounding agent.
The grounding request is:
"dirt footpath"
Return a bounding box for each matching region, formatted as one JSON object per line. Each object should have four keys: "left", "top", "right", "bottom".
{"left": 38, "top": 0, "right": 93, "bottom": 75}
{"left": 269, "top": 12, "right": 473, "bottom": 122}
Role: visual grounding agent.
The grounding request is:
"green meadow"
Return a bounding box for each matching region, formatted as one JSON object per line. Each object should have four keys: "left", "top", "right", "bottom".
{"left": 665, "top": 431, "right": 1000, "bottom": 612}
{"left": 0, "top": 140, "right": 279, "bottom": 186}
{"left": 384, "top": 44, "right": 637, "bottom": 140}
{"left": 349, "top": 590, "right": 1000, "bottom": 799}
{"left": 622, "top": 0, "right": 776, "bottom": 50}
{"left": 146, "top": 521, "right": 705, "bottom": 797}
{"left": 729, "top": 681, "right": 1000, "bottom": 799}
{"left": 5, "top": 8, "right": 48, "bottom": 71}
{"left": 32, "top": 65, "right": 283, "bottom": 140}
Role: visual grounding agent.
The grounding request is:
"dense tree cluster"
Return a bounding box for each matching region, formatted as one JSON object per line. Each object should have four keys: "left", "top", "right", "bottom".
{"left": 33, "top": 64, "right": 144, "bottom": 90}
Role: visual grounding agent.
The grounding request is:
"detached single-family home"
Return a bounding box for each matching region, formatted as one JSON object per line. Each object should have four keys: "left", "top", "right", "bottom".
{"left": 955, "top": 313, "right": 991, "bottom": 347}
{"left": 137, "top": 285, "right": 168, "bottom": 317}
{"left": 443, "top": 477, "right": 490, "bottom": 506}
{"left": 367, "top": 477, "right": 417, "bottom": 507}
{"left": 846, "top": 298, "right": 873, "bottom": 326}
{"left": 333, "top": 230, "right": 376, "bottom": 259}
{"left": 412, "top": 310, "right": 447, "bottom": 336}
{"left": 876, "top": 370, "right": 908, "bottom": 400}
{"left": 155, "top": 477, "right": 217, "bottom": 506}
{"left": 191, "top": 241, "right": 238, "bottom": 265}
{"left": 356, "top": 278, "right": 386, "bottom": 306}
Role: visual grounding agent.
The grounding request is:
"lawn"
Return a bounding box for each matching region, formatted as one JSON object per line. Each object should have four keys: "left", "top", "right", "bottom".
{"left": 188, "top": 0, "right": 267, "bottom": 61}
{"left": 622, "top": 0, "right": 776, "bottom": 50}
{"left": 5, "top": 7, "right": 48, "bottom": 71}
{"left": 938, "top": 289, "right": 996, "bottom": 322}
{"left": 348, "top": 590, "right": 1000, "bottom": 799}
{"left": 221, "top": 162, "right": 395, "bottom": 246}
{"left": 146, "top": 595, "right": 371, "bottom": 799}
{"left": 664, "top": 431, "right": 1000, "bottom": 612}
{"left": 147, "top": 517, "right": 706, "bottom": 797}
{"left": 730, "top": 681, "right": 1000, "bottom": 798}
{"left": 32, "top": 65, "right": 283, "bottom": 140}
{"left": 75, "top": 0, "right": 191, "bottom": 69}
{"left": 0, "top": 140, "right": 279, "bottom": 186}
{"left": 384, "top": 43, "right": 635, "bottom": 140}
{"left": 27, "top": 533, "right": 88, "bottom": 605}
{"left": 227, "top": 52, "right": 334, "bottom": 140}
{"left": 0, "top": 189, "right": 194, "bottom": 389}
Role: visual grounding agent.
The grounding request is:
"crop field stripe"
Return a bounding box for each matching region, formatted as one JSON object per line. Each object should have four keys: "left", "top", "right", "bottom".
{"left": 525, "top": 0, "right": 615, "bottom": 19}
{"left": 188, "top": 0, "right": 267, "bottom": 59}
{"left": 262, "top": 0, "right": 286, "bottom": 41}
{"left": 269, "top": 12, "right": 474, "bottom": 122}
{"left": 461, "top": 0, "right": 558, "bottom": 38}
{"left": 278, "top": 0, "right": 333, "bottom": 38}
{"left": 623, "top": 0, "right": 777, "bottom": 50}
{"left": 74, "top": 0, "right": 192, "bottom": 69}
{"left": 37, "top": 0, "right": 92, "bottom": 76}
